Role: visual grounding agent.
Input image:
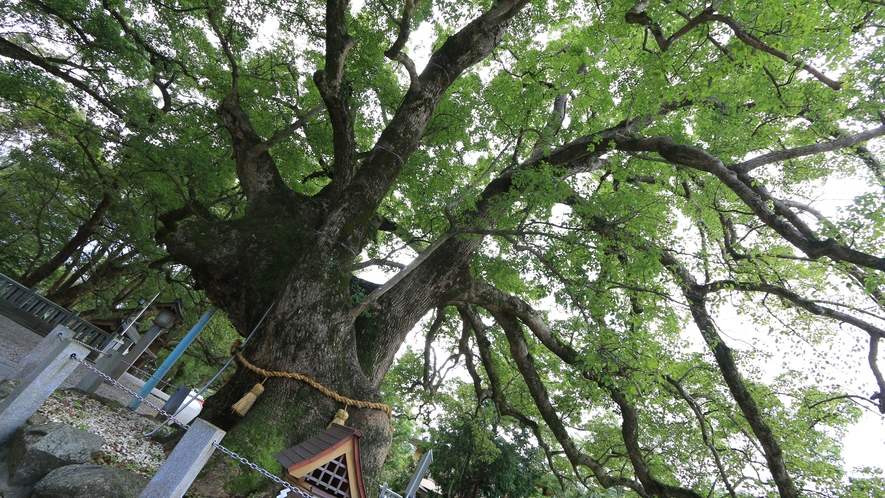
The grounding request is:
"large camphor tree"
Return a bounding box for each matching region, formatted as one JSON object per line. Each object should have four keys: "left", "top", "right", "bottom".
{"left": 2, "top": 0, "right": 885, "bottom": 495}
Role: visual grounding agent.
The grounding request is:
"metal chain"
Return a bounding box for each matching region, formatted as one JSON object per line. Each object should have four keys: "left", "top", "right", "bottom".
{"left": 72, "top": 337, "right": 175, "bottom": 390}
{"left": 70, "top": 353, "right": 309, "bottom": 497}
{"left": 69, "top": 353, "right": 191, "bottom": 431}
{"left": 211, "top": 442, "right": 312, "bottom": 498}
{"left": 71, "top": 338, "right": 111, "bottom": 357}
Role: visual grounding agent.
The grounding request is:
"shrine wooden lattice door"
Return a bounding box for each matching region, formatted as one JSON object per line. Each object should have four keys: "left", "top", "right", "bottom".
{"left": 304, "top": 454, "right": 352, "bottom": 497}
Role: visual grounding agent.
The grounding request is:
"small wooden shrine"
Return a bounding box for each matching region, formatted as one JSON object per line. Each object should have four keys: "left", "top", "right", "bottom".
{"left": 274, "top": 424, "right": 367, "bottom": 498}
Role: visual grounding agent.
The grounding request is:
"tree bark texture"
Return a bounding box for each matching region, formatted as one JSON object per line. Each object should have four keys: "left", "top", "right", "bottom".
{"left": 159, "top": 2, "right": 534, "bottom": 492}
{"left": 166, "top": 196, "right": 394, "bottom": 494}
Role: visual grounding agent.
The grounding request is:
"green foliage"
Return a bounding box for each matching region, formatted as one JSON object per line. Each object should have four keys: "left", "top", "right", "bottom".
{"left": 379, "top": 381, "right": 423, "bottom": 492}
{"left": 429, "top": 413, "right": 546, "bottom": 498}
{"left": 158, "top": 314, "right": 240, "bottom": 393}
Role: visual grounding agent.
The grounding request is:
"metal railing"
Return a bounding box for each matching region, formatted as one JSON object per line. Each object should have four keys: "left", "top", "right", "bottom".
{"left": 0, "top": 272, "right": 114, "bottom": 349}
{"left": 380, "top": 483, "right": 405, "bottom": 498}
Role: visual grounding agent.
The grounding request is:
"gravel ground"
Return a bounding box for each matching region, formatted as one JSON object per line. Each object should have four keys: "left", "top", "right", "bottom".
{"left": 0, "top": 314, "right": 289, "bottom": 498}
{"left": 0, "top": 314, "right": 172, "bottom": 480}
{"left": 0, "top": 313, "right": 95, "bottom": 390}
{"left": 36, "top": 389, "right": 169, "bottom": 475}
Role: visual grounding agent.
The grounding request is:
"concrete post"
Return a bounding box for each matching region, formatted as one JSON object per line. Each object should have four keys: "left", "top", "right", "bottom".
{"left": 111, "top": 322, "right": 165, "bottom": 380}
{"left": 12, "top": 325, "right": 74, "bottom": 379}
{"left": 76, "top": 347, "right": 124, "bottom": 394}
{"left": 0, "top": 330, "right": 89, "bottom": 444}
{"left": 77, "top": 321, "right": 167, "bottom": 394}
{"left": 139, "top": 419, "right": 226, "bottom": 498}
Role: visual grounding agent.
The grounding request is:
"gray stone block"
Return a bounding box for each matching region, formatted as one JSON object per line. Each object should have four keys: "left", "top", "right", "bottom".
{"left": 0, "top": 335, "right": 89, "bottom": 444}
{"left": 139, "top": 418, "right": 225, "bottom": 498}
{"left": 7, "top": 423, "right": 105, "bottom": 487}
{"left": 32, "top": 464, "right": 149, "bottom": 498}
{"left": 14, "top": 326, "right": 74, "bottom": 379}
{"left": 26, "top": 412, "right": 49, "bottom": 425}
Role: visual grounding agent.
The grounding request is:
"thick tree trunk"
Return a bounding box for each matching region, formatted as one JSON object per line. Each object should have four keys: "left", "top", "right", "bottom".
{"left": 190, "top": 314, "right": 392, "bottom": 496}
{"left": 164, "top": 194, "right": 393, "bottom": 496}
{"left": 157, "top": 5, "right": 533, "bottom": 493}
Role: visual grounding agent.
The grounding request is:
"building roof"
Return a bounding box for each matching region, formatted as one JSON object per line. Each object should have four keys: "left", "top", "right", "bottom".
{"left": 274, "top": 424, "right": 367, "bottom": 498}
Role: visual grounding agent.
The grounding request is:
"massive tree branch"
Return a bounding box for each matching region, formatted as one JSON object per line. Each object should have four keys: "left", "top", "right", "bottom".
{"left": 315, "top": 0, "right": 357, "bottom": 193}
{"left": 624, "top": 4, "right": 718, "bottom": 53}
{"left": 421, "top": 306, "right": 447, "bottom": 393}
{"left": 528, "top": 93, "right": 569, "bottom": 163}
{"left": 734, "top": 126, "right": 885, "bottom": 174}
{"left": 614, "top": 135, "right": 885, "bottom": 271}
{"left": 665, "top": 376, "right": 739, "bottom": 498}
{"left": 100, "top": 0, "right": 193, "bottom": 79}
{"left": 357, "top": 116, "right": 655, "bottom": 382}
{"left": 488, "top": 308, "right": 649, "bottom": 496}
{"left": 384, "top": 0, "right": 418, "bottom": 60}
{"left": 247, "top": 103, "right": 325, "bottom": 158}
{"left": 709, "top": 14, "right": 842, "bottom": 91}
{"left": 382, "top": 0, "right": 421, "bottom": 90}
{"left": 208, "top": 10, "right": 290, "bottom": 204}
{"left": 460, "top": 304, "right": 596, "bottom": 493}
{"left": 560, "top": 206, "right": 801, "bottom": 496}
{"left": 698, "top": 280, "right": 885, "bottom": 340}
{"left": 320, "top": 0, "right": 530, "bottom": 247}
{"left": 20, "top": 192, "right": 112, "bottom": 288}
{"left": 658, "top": 249, "right": 799, "bottom": 498}
{"left": 24, "top": 0, "right": 94, "bottom": 47}
{"left": 0, "top": 36, "right": 125, "bottom": 117}
{"left": 215, "top": 90, "right": 290, "bottom": 202}
{"left": 624, "top": 5, "right": 843, "bottom": 90}
{"left": 46, "top": 247, "right": 141, "bottom": 309}
{"left": 869, "top": 336, "right": 885, "bottom": 413}
{"left": 353, "top": 106, "right": 674, "bottom": 372}
{"left": 465, "top": 280, "right": 705, "bottom": 497}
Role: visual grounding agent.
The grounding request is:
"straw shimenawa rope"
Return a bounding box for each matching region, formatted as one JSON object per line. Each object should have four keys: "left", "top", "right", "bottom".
{"left": 232, "top": 345, "right": 392, "bottom": 419}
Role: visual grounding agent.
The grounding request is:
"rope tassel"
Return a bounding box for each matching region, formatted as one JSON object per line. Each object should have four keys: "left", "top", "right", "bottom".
{"left": 328, "top": 407, "right": 348, "bottom": 428}
{"left": 232, "top": 378, "right": 266, "bottom": 416}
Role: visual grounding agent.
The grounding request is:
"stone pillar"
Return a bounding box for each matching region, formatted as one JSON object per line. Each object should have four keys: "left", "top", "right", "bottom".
{"left": 76, "top": 347, "right": 125, "bottom": 394}
{"left": 0, "top": 328, "right": 89, "bottom": 444}
{"left": 139, "top": 419, "right": 226, "bottom": 498}
{"left": 12, "top": 325, "right": 74, "bottom": 379}
{"left": 110, "top": 322, "right": 165, "bottom": 380}
{"left": 78, "top": 321, "right": 170, "bottom": 394}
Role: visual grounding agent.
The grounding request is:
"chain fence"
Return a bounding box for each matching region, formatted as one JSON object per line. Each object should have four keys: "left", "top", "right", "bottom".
{"left": 72, "top": 337, "right": 175, "bottom": 390}
{"left": 210, "top": 442, "right": 312, "bottom": 498}
{"left": 71, "top": 352, "right": 191, "bottom": 430}
{"left": 72, "top": 337, "right": 110, "bottom": 358}
{"left": 69, "top": 353, "right": 312, "bottom": 498}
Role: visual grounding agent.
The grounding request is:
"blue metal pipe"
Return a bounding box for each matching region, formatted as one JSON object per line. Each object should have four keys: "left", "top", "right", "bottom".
{"left": 130, "top": 306, "right": 218, "bottom": 410}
